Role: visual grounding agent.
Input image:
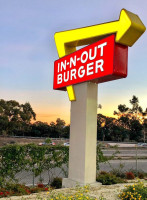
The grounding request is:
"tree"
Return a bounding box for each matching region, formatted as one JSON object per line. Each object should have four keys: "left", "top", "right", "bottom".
{"left": 114, "top": 95, "right": 147, "bottom": 122}
{"left": 49, "top": 121, "right": 58, "bottom": 138}
{"left": 114, "top": 95, "right": 146, "bottom": 141}
{"left": 129, "top": 119, "right": 143, "bottom": 141}
{"left": 29, "top": 121, "right": 51, "bottom": 137}
{"left": 55, "top": 118, "right": 66, "bottom": 138}
{"left": 49, "top": 118, "right": 69, "bottom": 138}
{"left": 62, "top": 125, "right": 70, "bottom": 138}
{"left": 0, "top": 116, "right": 9, "bottom": 135}
{"left": 0, "top": 99, "right": 36, "bottom": 135}
{"left": 97, "top": 114, "right": 116, "bottom": 141}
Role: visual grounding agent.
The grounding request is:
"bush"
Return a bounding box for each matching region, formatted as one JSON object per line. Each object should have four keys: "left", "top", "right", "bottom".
{"left": 45, "top": 138, "right": 52, "bottom": 144}
{"left": 119, "top": 181, "right": 147, "bottom": 200}
{"left": 138, "top": 172, "right": 145, "bottom": 179}
{"left": 37, "top": 183, "right": 45, "bottom": 188}
{"left": 50, "top": 177, "right": 62, "bottom": 189}
{"left": 99, "top": 171, "right": 108, "bottom": 175}
{"left": 126, "top": 172, "right": 135, "bottom": 180}
{"left": 0, "top": 182, "right": 49, "bottom": 198}
{"left": 96, "top": 172, "right": 125, "bottom": 185}
{"left": 125, "top": 169, "right": 147, "bottom": 179}
{"left": 126, "top": 169, "right": 138, "bottom": 177}
{"left": 1, "top": 183, "right": 31, "bottom": 196}
{"left": 110, "top": 163, "right": 126, "bottom": 179}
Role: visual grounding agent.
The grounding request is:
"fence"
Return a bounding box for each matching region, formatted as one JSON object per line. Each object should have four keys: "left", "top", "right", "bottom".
{"left": 0, "top": 144, "right": 69, "bottom": 186}
{"left": 0, "top": 143, "right": 147, "bottom": 186}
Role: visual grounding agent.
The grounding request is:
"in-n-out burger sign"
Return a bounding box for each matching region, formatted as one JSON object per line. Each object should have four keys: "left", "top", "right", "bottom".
{"left": 53, "top": 9, "right": 146, "bottom": 189}
{"left": 53, "top": 35, "right": 128, "bottom": 90}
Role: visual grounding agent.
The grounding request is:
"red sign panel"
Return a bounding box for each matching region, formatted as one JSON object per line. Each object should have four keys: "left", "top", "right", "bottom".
{"left": 53, "top": 35, "right": 128, "bottom": 90}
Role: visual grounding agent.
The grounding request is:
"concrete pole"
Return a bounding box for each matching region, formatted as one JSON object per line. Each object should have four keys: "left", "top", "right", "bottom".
{"left": 62, "top": 82, "right": 98, "bottom": 187}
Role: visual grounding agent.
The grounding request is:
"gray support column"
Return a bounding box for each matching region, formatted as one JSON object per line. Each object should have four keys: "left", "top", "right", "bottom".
{"left": 62, "top": 82, "right": 98, "bottom": 187}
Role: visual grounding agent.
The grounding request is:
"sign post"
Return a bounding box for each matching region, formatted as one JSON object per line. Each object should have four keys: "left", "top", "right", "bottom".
{"left": 53, "top": 9, "right": 146, "bottom": 187}
{"left": 62, "top": 82, "right": 98, "bottom": 187}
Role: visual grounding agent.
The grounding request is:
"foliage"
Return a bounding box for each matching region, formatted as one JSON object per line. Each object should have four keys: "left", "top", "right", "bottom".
{"left": 125, "top": 169, "right": 147, "bottom": 178}
{"left": 0, "top": 99, "right": 69, "bottom": 138}
{"left": 45, "top": 138, "right": 52, "bottom": 143}
{"left": 0, "top": 184, "right": 107, "bottom": 199}
{"left": 138, "top": 172, "right": 145, "bottom": 179}
{"left": 30, "top": 121, "right": 51, "bottom": 137}
{"left": 119, "top": 181, "right": 147, "bottom": 200}
{"left": 110, "top": 163, "right": 126, "bottom": 179}
{"left": 96, "top": 142, "right": 119, "bottom": 171}
{"left": 0, "top": 99, "right": 36, "bottom": 136}
{"left": 0, "top": 183, "right": 48, "bottom": 198}
{"left": 114, "top": 95, "right": 147, "bottom": 141}
{"left": 0, "top": 143, "right": 116, "bottom": 187}
{"left": 97, "top": 114, "right": 129, "bottom": 142}
{"left": 50, "top": 177, "right": 62, "bottom": 189}
{"left": 125, "top": 172, "right": 135, "bottom": 180}
{"left": 96, "top": 172, "right": 125, "bottom": 185}
{"left": 36, "top": 185, "right": 106, "bottom": 200}
{"left": 0, "top": 144, "right": 27, "bottom": 184}
{"left": 110, "top": 167, "right": 147, "bottom": 180}
{"left": 129, "top": 119, "right": 143, "bottom": 141}
{"left": 114, "top": 95, "right": 147, "bottom": 121}
{"left": 0, "top": 97, "right": 146, "bottom": 141}
{"left": 0, "top": 144, "right": 69, "bottom": 186}
{"left": 97, "top": 114, "right": 113, "bottom": 141}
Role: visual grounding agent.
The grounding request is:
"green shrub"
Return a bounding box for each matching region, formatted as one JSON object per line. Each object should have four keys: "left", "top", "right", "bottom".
{"left": 45, "top": 138, "right": 52, "bottom": 144}
{"left": 119, "top": 181, "right": 147, "bottom": 200}
{"left": 96, "top": 172, "right": 125, "bottom": 185}
{"left": 50, "top": 177, "right": 62, "bottom": 189}
{"left": 110, "top": 163, "right": 126, "bottom": 179}
{"left": 110, "top": 170, "right": 126, "bottom": 179}
{"left": 138, "top": 172, "right": 145, "bottom": 179}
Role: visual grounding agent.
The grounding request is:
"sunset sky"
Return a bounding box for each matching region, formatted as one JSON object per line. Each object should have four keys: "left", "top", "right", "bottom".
{"left": 0, "top": 0, "right": 147, "bottom": 125}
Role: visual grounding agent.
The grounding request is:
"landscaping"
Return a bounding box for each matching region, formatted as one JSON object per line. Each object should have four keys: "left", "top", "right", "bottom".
{"left": 0, "top": 181, "right": 147, "bottom": 200}
{"left": 119, "top": 181, "right": 147, "bottom": 200}
{"left": 0, "top": 144, "right": 147, "bottom": 199}
{"left": 0, "top": 183, "right": 48, "bottom": 198}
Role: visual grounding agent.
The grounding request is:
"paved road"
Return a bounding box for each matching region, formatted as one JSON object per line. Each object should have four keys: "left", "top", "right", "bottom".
{"left": 102, "top": 149, "right": 147, "bottom": 157}
{"left": 16, "top": 159, "right": 147, "bottom": 186}
{"left": 99, "top": 159, "right": 147, "bottom": 172}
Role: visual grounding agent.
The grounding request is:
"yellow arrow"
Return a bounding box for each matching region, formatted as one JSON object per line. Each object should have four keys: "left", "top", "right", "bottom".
{"left": 54, "top": 9, "right": 146, "bottom": 101}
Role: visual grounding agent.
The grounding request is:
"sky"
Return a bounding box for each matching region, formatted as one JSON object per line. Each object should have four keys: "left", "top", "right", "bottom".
{"left": 0, "top": 0, "right": 147, "bottom": 125}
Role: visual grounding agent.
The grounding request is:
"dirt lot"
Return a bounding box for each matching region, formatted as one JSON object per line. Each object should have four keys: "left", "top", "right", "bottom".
{"left": 0, "top": 136, "right": 68, "bottom": 147}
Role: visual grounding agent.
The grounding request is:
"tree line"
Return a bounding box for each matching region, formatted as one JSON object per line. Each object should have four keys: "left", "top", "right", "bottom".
{"left": 0, "top": 99, "right": 69, "bottom": 138}
{"left": 0, "top": 96, "right": 146, "bottom": 142}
